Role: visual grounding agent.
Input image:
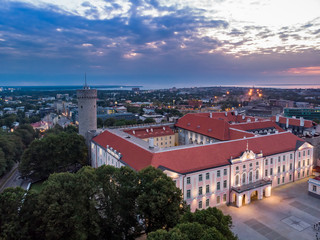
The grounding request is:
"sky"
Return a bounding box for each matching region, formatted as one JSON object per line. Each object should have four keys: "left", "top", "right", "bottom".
{"left": 0, "top": 0, "right": 320, "bottom": 88}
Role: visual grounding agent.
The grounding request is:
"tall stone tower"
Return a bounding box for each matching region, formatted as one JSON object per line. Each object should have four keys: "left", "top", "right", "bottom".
{"left": 77, "top": 80, "right": 97, "bottom": 140}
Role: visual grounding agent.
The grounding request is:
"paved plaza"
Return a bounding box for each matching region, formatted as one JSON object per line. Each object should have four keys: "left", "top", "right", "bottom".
{"left": 219, "top": 178, "right": 320, "bottom": 240}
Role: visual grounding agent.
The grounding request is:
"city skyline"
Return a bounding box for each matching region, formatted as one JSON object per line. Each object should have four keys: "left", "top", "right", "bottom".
{"left": 0, "top": 0, "right": 320, "bottom": 88}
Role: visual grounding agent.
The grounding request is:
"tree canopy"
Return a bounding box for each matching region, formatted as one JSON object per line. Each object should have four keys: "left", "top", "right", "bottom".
{"left": 19, "top": 131, "right": 87, "bottom": 181}
{"left": 0, "top": 165, "right": 186, "bottom": 240}
{"left": 148, "top": 207, "right": 237, "bottom": 240}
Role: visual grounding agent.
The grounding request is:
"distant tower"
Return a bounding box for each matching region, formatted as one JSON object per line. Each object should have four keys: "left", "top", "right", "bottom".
{"left": 77, "top": 75, "right": 97, "bottom": 139}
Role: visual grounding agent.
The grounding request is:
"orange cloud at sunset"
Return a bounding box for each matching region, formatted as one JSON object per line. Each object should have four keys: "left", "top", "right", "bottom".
{"left": 284, "top": 66, "right": 320, "bottom": 75}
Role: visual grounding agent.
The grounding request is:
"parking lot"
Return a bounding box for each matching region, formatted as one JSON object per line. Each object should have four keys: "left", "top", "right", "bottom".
{"left": 219, "top": 178, "right": 320, "bottom": 240}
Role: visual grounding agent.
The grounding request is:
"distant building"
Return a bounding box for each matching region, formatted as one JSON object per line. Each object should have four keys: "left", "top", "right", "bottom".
{"left": 269, "top": 99, "right": 294, "bottom": 108}
{"left": 284, "top": 108, "right": 320, "bottom": 121}
{"left": 308, "top": 177, "right": 320, "bottom": 198}
{"left": 123, "top": 126, "right": 176, "bottom": 148}
{"left": 188, "top": 99, "right": 203, "bottom": 109}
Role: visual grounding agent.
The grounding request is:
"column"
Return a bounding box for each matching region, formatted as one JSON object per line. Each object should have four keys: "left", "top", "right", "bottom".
{"left": 265, "top": 186, "right": 271, "bottom": 197}
{"left": 236, "top": 194, "right": 242, "bottom": 208}
{"left": 258, "top": 188, "right": 263, "bottom": 200}
{"left": 245, "top": 193, "right": 250, "bottom": 205}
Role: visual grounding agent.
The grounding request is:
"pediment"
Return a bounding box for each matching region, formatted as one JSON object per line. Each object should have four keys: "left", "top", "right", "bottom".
{"left": 240, "top": 150, "right": 256, "bottom": 161}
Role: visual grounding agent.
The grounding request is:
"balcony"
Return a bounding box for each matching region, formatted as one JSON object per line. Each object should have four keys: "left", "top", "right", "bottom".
{"left": 232, "top": 179, "right": 272, "bottom": 193}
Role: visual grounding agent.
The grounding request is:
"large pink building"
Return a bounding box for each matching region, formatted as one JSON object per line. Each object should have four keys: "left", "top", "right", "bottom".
{"left": 91, "top": 113, "right": 314, "bottom": 211}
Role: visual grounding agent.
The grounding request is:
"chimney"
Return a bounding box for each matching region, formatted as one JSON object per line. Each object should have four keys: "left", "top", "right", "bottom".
{"left": 247, "top": 118, "right": 251, "bottom": 122}
{"left": 210, "top": 112, "right": 212, "bottom": 118}
{"left": 163, "top": 127, "right": 165, "bottom": 130}
{"left": 242, "top": 115, "right": 245, "bottom": 120}
{"left": 225, "top": 112, "right": 227, "bottom": 117}
{"left": 275, "top": 130, "right": 279, "bottom": 134}
{"left": 133, "top": 130, "right": 135, "bottom": 135}
{"left": 149, "top": 138, "right": 154, "bottom": 149}
{"left": 276, "top": 114, "right": 279, "bottom": 122}
{"left": 286, "top": 118, "right": 289, "bottom": 128}
{"left": 235, "top": 111, "right": 238, "bottom": 116}
{"left": 146, "top": 129, "right": 149, "bottom": 133}
{"left": 300, "top": 117, "right": 304, "bottom": 127}
{"left": 150, "top": 128, "right": 153, "bottom": 132}
{"left": 255, "top": 117, "right": 258, "bottom": 122}
{"left": 292, "top": 116, "right": 296, "bottom": 119}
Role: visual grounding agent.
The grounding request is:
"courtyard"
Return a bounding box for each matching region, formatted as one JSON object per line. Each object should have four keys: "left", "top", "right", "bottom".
{"left": 219, "top": 178, "right": 320, "bottom": 240}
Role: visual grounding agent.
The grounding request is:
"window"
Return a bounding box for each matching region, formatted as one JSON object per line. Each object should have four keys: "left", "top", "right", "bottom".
{"left": 298, "top": 161, "right": 301, "bottom": 168}
{"left": 187, "top": 190, "right": 191, "bottom": 199}
{"left": 278, "top": 156, "right": 281, "bottom": 162}
{"left": 256, "top": 162, "right": 259, "bottom": 166}
{"left": 303, "top": 171, "right": 305, "bottom": 177}
{"left": 217, "top": 170, "right": 221, "bottom": 177}
{"left": 217, "top": 182, "right": 220, "bottom": 191}
{"left": 303, "top": 151, "right": 305, "bottom": 157}
{"left": 199, "top": 174, "right": 203, "bottom": 182}
{"left": 290, "top": 163, "right": 292, "bottom": 170}
{"left": 278, "top": 166, "right": 280, "bottom": 174}
{"left": 313, "top": 185, "right": 317, "bottom": 192}
{"left": 243, "top": 165, "right": 246, "bottom": 169}
{"left": 187, "top": 177, "right": 191, "bottom": 184}
{"left": 206, "top": 198, "right": 209, "bottom": 207}
{"left": 283, "top": 165, "right": 285, "bottom": 172}
{"left": 283, "top": 155, "right": 286, "bottom": 161}
{"left": 298, "top": 172, "right": 300, "bottom": 178}
{"left": 265, "top": 169, "right": 268, "bottom": 177}
{"left": 270, "top": 158, "right": 273, "bottom": 164}
{"left": 217, "top": 196, "right": 221, "bottom": 204}
{"left": 236, "top": 166, "right": 239, "bottom": 171}
{"left": 206, "top": 185, "right": 209, "bottom": 193}
{"left": 199, "top": 187, "right": 203, "bottom": 195}
{"left": 289, "top": 174, "right": 292, "bottom": 181}
{"left": 270, "top": 168, "right": 273, "bottom": 175}
{"left": 249, "top": 163, "right": 252, "bottom": 167}
{"left": 223, "top": 180, "right": 227, "bottom": 188}
{"left": 235, "top": 175, "right": 239, "bottom": 185}
{"left": 242, "top": 173, "right": 246, "bottom": 184}
{"left": 256, "top": 170, "right": 259, "bottom": 180}
{"left": 303, "top": 160, "right": 305, "bottom": 167}
{"left": 282, "top": 176, "right": 284, "bottom": 183}
{"left": 290, "top": 154, "right": 293, "bottom": 159}
{"left": 307, "top": 170, "right": 309, "bottom": 176}
{"left": 278, "top": 178, "right": 280, "bottom": 184}
{"left": 224, "top": 169, "right": 227, "bottom": 176}
{"left": 206, "top": 172, "right": 210, "bottom": 180}
{"left": 299, "top": 152, "right": 301, "bottom": 158}
{"left": 265, "top": 159, "right": 268, "bottom": 165}
{"left": 199, "top": 201, "right": 202, "bottom": 209}
{"left": 249, "top": 172, "right": 253, "bottom": 182}
{"left": 308, "top": 150, "right": 310, "bottom": 155}
{"left": 307, "top": 159, "right": 310, "bottom": 165}
{"left": 223, "top": 194, "right": 227, "bottom": 202}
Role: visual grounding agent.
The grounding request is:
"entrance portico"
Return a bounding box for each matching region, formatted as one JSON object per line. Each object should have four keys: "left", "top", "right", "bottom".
{"left": 231, "top": 179, "right": 272, "bottom": 207}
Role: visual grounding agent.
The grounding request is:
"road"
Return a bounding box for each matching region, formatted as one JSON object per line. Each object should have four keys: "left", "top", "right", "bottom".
{"left": 0, "top": 164, "right": 30, "bottom": 193}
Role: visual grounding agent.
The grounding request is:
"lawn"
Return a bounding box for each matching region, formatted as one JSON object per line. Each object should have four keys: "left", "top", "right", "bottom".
{"left": 30, "top": 180, "right": 45, "bottom": 193}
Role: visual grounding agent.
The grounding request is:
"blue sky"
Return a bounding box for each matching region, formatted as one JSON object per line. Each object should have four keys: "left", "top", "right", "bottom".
{"left": 0, "top": 0, "right": 320, "bottom": 88}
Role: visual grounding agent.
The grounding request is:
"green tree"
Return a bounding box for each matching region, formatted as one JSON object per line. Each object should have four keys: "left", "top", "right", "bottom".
{"left": 137, "top": 166, "right": 186, "bottom": 234}
{"left": 0, "top": 187, "right": 26, "bottom": 240}
{"left": 19, "top": 132, "right": 87, "bottom": 181}
{"left": 144, "top": 118, "right": 155, "bottom": 124}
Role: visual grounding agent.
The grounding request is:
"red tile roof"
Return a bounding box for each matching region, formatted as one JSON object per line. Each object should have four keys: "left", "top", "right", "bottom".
{"left": 192, "top": 112, "right": 258, "bottom": 123}
{"left": 123, "top": 126, "right": 174, "bottom": 139}
{"left": 92, "top": 130, "right": 153, "bottom": 171}
{"left": 270, "top": 116, "right": 316, "bottom": 128}
{"left": 92, "top": 131, "right": 304, "bottom": 174}
{"left": 231, "top": 120, "right": 284, "bottom": 132}
{"left": 175, "top": 113, "right": 255, "bottom": 140}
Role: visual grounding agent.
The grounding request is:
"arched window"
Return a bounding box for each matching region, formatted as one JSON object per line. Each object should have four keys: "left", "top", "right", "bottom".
{"left": 242, "top": 173, "right": 246, "bottom": 184}
{"left": 249, "top": 172, "right": 253, "bottom": 183}
{"left": 256, "top": 169, "right": 259, "bottom": 180}
{"left": 235, "top": 175, "right": 239, "bottom": 185}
